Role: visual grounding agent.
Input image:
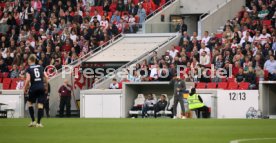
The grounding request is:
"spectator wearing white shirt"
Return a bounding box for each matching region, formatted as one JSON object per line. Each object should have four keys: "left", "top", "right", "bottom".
{"left": 259, "top": 29, "right": 271, "bottom": 46}
{"left": 16, "top": 74, "right": 25, "bottom": 90}
{"left": 150, "top": 64, "right": 159, "bottom": 81}
{"left": 90, "top": 10, "right": 101, "bottom": 23}
{"left": 100, "top": 16, "right": 109, "bottom": 30}
{"left": 190, "top": 32, "right": 201, "bottom": 41}
{"left": 128, "top": 14, "right": 136, "bottom": 33}
{"left": 199, "top": 51, "right": 210, "bottom": 66}
{"left": 70, "top": 30, "right": 77, "bottom": 42}
{"left": 201, "top": 31, "right": 210, "bottom": 46}
{"left": 240, "top": 32, "right": 253, "bottom": 46}
{"left": 199, "top": 43, "right": 210, "bottom": 56}
{"left": 241, "top": 25, "right": 249, "bottom": 38}
{"left": 109, "top": 78, "right": 119, "bottom": 89}
{"left": 169, "top": 46, "right": 179, "bottom": 59}
{"left": 128, "top": 70, "right": 141, "bottom": 82}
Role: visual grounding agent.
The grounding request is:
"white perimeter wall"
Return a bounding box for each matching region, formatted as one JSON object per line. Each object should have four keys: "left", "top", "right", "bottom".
{"left": 179, "top": 0, "right": 226, "bottom": 14}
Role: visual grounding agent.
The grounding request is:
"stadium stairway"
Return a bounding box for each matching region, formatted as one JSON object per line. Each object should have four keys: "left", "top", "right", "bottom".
{"left": 197, "top": 0, "right": 244, "bottom": 36}
{"left": 93, "top": 32, "right": 181, "bottom": 89}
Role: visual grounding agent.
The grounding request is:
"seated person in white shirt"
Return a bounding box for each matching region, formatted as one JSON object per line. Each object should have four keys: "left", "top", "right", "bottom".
{"left": 169, "top": 46, "right": 179, "bottom": 59}
{"left": 190, "top": 32, "right": 201, "bottom": 41}
{"left": 259, "top": 29, "right": 271, "bottom": 46}
{"left": 199, "top": 43, "right": 210, "bottom": 56}
{"left": 109, "top": 78, "right": 119, "bottom": 89}
{"left": 199, "top": 51, "right": 210, "bottom": 66}
{"left": 150, "top": 64, "right": 160, "bottom": 80}
{"left": 201, "top": 31, "right": 210, "bottom": 46}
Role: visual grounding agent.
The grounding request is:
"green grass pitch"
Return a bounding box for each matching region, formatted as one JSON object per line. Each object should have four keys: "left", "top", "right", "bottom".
{"left": 0, "top": 118, "right": 276, "bottom": 143}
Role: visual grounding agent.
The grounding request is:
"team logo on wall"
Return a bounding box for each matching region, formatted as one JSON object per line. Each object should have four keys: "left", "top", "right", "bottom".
{"left": 44, "top": 65, "right": 58, "bottom": 78}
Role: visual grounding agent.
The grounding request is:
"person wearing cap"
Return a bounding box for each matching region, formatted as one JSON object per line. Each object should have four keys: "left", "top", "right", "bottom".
{"left": 169, "top": 74, "right": 186, "bottom": 119}
{"left": 187, "top": 88, "right": 210, "bottom": 118}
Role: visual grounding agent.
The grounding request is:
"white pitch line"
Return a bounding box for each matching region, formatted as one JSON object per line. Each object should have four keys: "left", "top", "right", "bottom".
{"left": 230, "top": 138, "right": 276, "bottom": 143}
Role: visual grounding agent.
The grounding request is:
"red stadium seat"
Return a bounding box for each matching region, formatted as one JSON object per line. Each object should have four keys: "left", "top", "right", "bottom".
{"left": 90, "top": 6, "right": 96, "bottom": 12}
{"left": 2, "top": 72, "right": 9, "bottom": 78}
{"left": 11, "top": 78, "right": 19, "bottom": 84}
{"left": 221, "top": 78, "right": 227, "bottom": 82}
{"left": 133, "top": 0, "right": 139, "bottom": 5}
{"left": 196, "top": 82, "right": 206, "bottom": 89}
{"left": 174, "top": 46, "right": 181, "bottom": 52}
{"left": 227, "top": 77, "right": 235, "bottom": 82}
{"left": 207, "top": 82, "right": 217, "bottom": 89}
{"left": 227, "top": 82, "right": 238, "bottom": 90}
{"left": 3, "top": 78, "right": 12, "bottom": 84}
{"left": 10, "top": 82, "right": 17, "bottom": 89}
{"left": 216, "top": 33, "right": 223, "bottom": 38}
{"left": 239, "top": 82, "right": 250, "bottom": 90}
{"left": 3, "top": 83, "right": 11, "bottom": 90}
{"left": 217, "top": 82, "right": 228, "bottom": 89}
{"left": 262, "top": 20, "right": 271, "bottom": 26}
{"left": 264, "top": 70, "right": 269, "bottom": 80}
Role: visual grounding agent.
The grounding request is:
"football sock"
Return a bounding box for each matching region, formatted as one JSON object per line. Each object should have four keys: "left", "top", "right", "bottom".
{"left": 29, "top": 106, "right": 35, "bottom": 122}
{"left": 37, "top": 109, "right": 44, "bottom": 124}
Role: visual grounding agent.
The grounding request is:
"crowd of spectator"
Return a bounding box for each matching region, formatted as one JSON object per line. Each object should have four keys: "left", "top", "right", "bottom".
{"left": 0, "top": 0, "right": 171, "bottom": 81}
{"left": 125, "top": 0, "right": 275, "bottom": 89}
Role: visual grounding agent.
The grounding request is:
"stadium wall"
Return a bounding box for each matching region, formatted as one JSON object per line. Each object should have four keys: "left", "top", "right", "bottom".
{"left": 0, "top": 90, "right": 24, "bottom": 118}
{"left": 81, "top": 82, "right": 259, "bottom": 118}
{"left": 198, "top": 0, "right": 244, "bottom": 35}
{"left": 259, "top": 81, "right": 276, "bottom": 118}
{"left": 179, "top": 0, "right": 227, "bottom": 14}
{"left": 144, "top": 0, "right": 180, "bottom": 33}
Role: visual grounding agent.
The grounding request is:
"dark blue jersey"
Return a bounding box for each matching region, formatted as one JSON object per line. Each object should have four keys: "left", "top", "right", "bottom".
{"left": 26, "top": 64, "right": 44, "bottom": 90}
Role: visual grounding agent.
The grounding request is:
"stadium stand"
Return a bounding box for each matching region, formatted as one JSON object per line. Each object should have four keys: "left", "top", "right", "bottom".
{"left": 92, "top": 0, "right": 275, "bottom": 91}
{"left": 0, "top": 0, "right": 175, "bottom": 90}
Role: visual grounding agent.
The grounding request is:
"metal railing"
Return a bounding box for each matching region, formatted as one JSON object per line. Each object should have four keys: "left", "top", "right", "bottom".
{"left": 49, "top": 33, "right": 124, "bottom": 81}
{"left": 199, "top": 0, "right": 230, "bottom": 21}
{"left": 198, "top": 0, "right": 231, "bottom": 36}
{"left": 93, "top": 33, "right": 180, "bottom": 88}
{"left": 145, "top": 0, "right": 175, "bottom": 21}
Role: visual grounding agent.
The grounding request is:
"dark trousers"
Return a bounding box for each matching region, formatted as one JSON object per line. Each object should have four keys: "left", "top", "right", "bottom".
{"left": 154, "top": 104, "right": 166, "bottom": 118}
{"left": 59, "top": 96, "right": 71, "bottom": 117}
{"left": 173, "top": 95, "right": 185, "bottom": 116}
{"left": 268, "top": 73, "right": 276, "bottom": 81}
{"left": 142, "top": 104, "right": 153, "bottom": 117}
{"left": 195, "top": 106, "right": 210, "bottom": 118}
{"left": 44, "top": 98, "right": 50, "bottom": 117}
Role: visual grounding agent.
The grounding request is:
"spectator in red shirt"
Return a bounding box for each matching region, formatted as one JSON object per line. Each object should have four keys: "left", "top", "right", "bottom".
{"left": 58, "top": 79, "right": 72, "bottom": 117}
